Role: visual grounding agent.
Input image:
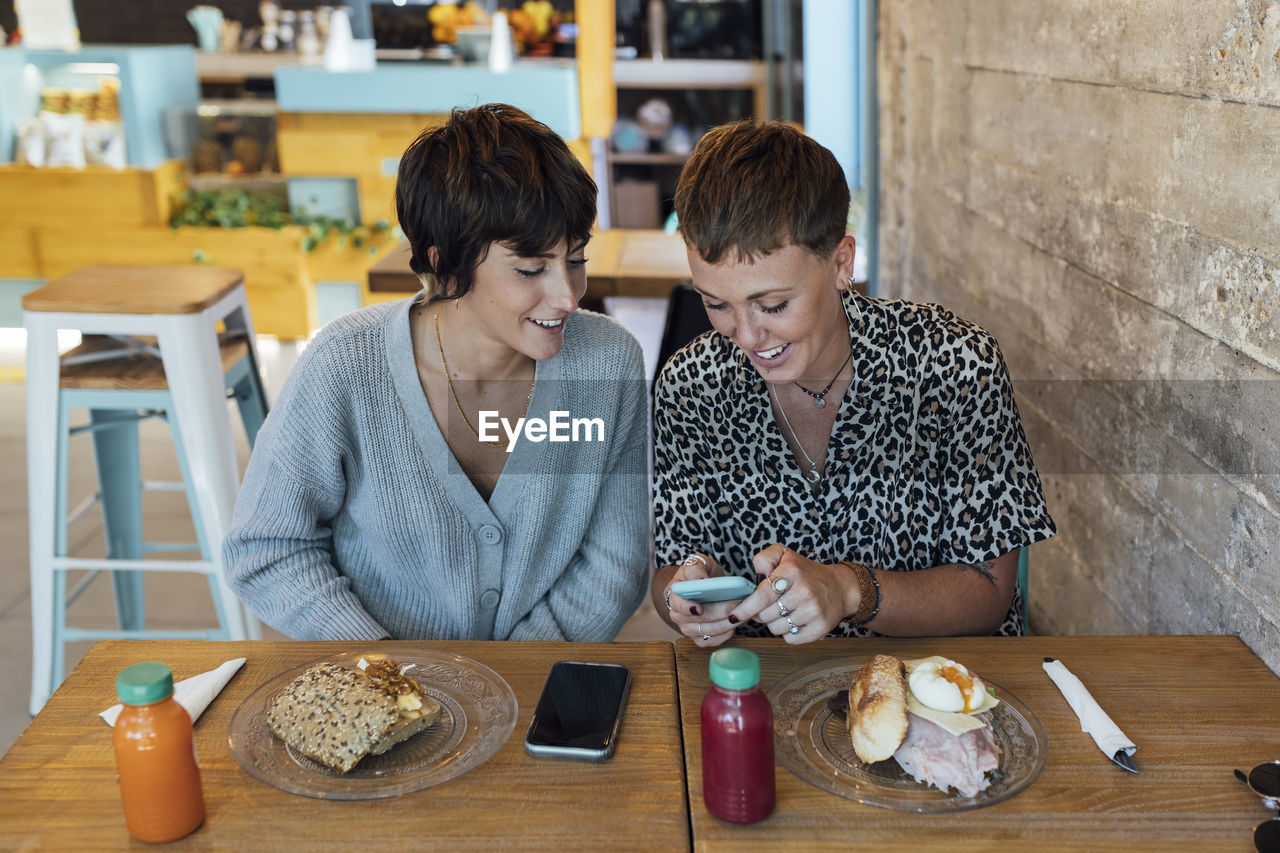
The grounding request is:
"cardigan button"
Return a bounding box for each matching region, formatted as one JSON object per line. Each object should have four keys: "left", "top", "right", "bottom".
{"left": 478, "top": 524, "right": 502, "bottom": 545}
{"left": 480, "top": 589, "right": 500, "bottom": 609}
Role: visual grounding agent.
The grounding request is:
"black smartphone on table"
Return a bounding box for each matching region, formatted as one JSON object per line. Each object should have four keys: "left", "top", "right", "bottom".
{"left": 523, "top": 661, "right": 632, "bottom": 762}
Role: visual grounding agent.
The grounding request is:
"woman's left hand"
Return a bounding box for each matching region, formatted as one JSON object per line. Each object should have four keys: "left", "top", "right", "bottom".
{"left": 728, "top": 545, "right": 857, "bottom": 643}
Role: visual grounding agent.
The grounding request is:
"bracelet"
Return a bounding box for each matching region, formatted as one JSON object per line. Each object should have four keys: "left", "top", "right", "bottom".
{"left": 840, "top": 561, "right": 881, "bottom": 626}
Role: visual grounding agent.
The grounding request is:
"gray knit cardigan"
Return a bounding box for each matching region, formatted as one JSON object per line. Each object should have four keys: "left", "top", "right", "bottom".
{"left": 223, "top": 296, "right": 650, "bottom": 641}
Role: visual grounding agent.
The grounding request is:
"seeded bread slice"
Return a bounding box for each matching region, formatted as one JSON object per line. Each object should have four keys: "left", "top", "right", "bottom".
{"left": 368, "top": 705, "right": 442, "bottom": 756}
{"left": 267, "top": 662, "right": 400, "bottom": 773}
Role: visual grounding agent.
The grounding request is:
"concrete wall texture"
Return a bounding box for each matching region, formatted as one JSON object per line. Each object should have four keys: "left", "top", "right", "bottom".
{"left": 877, "top": 0, "right": 1280, "bottom": 669}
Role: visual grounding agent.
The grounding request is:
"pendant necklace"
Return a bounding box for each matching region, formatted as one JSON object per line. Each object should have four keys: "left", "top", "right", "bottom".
{"left": 435, "top": 307, "right": 534, "bottom": 449}
{"left": 794, "top": 346, "right": 854, "bottom": 408}
{"left": 770, "top": 382, "right": 823, "bottom": 485}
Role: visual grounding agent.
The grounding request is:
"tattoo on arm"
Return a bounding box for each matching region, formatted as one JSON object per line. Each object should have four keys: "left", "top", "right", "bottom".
{"left": 957, "top": 559, "right": 998, "bottom": 586}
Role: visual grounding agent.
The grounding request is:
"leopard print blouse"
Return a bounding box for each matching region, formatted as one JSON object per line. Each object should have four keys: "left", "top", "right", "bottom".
{"left": 652, "top": 291, "right": 1057, "bottom": 637}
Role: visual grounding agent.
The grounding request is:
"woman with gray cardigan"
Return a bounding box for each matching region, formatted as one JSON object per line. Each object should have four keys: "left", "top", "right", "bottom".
{"left": 223, "top": 104, "right": 649, "bottom": 641}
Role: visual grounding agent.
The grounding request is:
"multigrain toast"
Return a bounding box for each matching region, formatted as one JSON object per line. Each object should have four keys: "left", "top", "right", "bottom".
{"left": 267, "top": 660, "right": 442, "bottom": 773}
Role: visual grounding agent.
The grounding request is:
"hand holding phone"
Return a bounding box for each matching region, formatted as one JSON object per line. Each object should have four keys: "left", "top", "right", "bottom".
{"left": 524, "top": 661, "right": 631, "bottom": 762}
{"left": 669, "top": 575, "right": 757, "bottom": 603}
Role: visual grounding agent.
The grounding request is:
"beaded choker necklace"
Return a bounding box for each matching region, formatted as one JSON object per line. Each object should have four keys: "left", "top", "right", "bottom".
{"left": 794, "top": 347, "right": 853, "bottom": 408}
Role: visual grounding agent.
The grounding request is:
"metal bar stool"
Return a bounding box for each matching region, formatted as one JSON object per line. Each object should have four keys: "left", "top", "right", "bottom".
{"left": 24, "top": 265, "right": 269, "bottom": 715}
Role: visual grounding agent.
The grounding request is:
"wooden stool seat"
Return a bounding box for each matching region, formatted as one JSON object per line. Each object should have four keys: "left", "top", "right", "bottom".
{"left": 59, "top": 335, "right": 252, "bottom": 391}
{"left": 24, "top": 264, "right": 268, "bottom": 715}
{"left": 21, "top": 265, "right": 245, "bottom": 315}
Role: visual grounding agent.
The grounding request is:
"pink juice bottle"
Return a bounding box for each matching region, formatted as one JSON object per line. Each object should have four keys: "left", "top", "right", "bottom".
{"left": 700, "top": 648, "right": 775, "bottom": 823}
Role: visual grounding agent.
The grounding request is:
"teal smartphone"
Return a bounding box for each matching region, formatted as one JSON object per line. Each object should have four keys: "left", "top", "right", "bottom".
{"left": 669, "top": 576, "right": 757, "bottom": 603}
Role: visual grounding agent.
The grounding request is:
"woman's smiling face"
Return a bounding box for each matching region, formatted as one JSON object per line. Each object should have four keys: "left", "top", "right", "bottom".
{"left": 687, "top": 235, "right": 856, "bottom": 382}
{"left": 457, "top": 238, "right": 589, "bottom": 362}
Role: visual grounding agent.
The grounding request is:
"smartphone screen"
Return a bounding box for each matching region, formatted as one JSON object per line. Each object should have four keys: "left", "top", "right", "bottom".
{"left": 523, "top": 661, "right": 631, "bottom": 761}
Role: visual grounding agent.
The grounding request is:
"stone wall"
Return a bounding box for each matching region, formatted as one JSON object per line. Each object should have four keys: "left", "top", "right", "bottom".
{"left": 877, "top": 0, "right": 1280, "bottom": 670}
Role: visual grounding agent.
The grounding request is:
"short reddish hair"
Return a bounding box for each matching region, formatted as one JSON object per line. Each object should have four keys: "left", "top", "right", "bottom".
{"left": 674, "top": 120, "right": 849, "bottom": 263}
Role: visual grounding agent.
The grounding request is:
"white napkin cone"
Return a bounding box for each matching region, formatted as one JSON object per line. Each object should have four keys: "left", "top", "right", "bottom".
{"left": 1042, "top": 658, "right": 1137, "bottom": 760}
{"left": 99, "top": 658, "right": 246, "bottom": 727}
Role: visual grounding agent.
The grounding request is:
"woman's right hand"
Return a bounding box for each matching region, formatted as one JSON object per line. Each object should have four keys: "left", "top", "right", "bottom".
{"left": 662, "top": 553, "right": 737, "bottom": 648}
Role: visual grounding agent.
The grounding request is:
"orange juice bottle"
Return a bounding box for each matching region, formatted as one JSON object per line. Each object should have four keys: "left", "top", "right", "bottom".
{"left": 112, "top": 662, "right": 206, "bottom": 842}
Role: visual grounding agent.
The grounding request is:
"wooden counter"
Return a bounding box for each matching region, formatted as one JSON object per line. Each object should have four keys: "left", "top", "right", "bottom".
{"left": 368, "top": 229, "right": 693, "bottom": 300}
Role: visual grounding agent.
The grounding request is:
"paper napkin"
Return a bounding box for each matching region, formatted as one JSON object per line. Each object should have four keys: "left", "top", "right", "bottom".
{"left": 99, "top": 658, "right": 246, "bottom": 727}
{"left": 1042, "top": 657, "right": 1137, "bottom": 762}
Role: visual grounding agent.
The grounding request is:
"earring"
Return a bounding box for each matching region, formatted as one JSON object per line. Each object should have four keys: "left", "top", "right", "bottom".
{"left": 842, "top": 285, "right": 863, "bottom": 329}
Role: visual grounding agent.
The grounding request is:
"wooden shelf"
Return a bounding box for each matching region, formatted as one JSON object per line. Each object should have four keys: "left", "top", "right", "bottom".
{"left": 612, "top": 58, "right": 764, "bottom": 89}
{"left": 196, "top": 51, "right": 315, "bottom": 84}
{"left": 609, "top": 152, "right": 689, "bottom": 165}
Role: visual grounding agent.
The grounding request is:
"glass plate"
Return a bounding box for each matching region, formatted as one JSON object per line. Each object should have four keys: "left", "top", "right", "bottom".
{"left": 228, "top": 648, "right": 518, "bottom": 800}
{"left": 767, "top": 657, "right": 1047, "bottom": 813}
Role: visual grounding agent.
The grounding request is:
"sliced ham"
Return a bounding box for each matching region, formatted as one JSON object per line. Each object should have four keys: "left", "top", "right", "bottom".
{"left": 892, "top": 711, "right": 1000, "bottom": 797}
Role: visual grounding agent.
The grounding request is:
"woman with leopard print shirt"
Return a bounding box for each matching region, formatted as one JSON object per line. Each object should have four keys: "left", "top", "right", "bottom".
{"left": 651, "top": 120, "right": 1056, "bottom": 646}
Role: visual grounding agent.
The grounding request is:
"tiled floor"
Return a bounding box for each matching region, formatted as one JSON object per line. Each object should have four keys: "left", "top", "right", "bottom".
{"left": 0, "top": 308, "right": 677, "bottom": 756}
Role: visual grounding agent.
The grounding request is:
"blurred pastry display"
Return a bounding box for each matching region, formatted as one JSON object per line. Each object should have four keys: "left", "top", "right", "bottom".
{"left": 17, "top": 78, "right": 126, "bottom": 170}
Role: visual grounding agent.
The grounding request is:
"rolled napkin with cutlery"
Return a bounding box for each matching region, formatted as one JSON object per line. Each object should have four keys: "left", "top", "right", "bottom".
{"left": 100, "top": 658, "right": 246, "bottom": 727}
{"left": 1042, "top": 657, "right": 1138, "bottom": 772}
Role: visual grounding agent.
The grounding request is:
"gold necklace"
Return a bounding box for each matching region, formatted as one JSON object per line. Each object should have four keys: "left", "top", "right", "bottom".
{"left": 770, "top": 382, "right": 823, "bottom": 485}
{"left": 434, "top": 306, "right": 535, "bottom": 448}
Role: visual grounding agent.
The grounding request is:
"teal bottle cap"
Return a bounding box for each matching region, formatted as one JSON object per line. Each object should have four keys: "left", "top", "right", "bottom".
{"left": 116, "top": 662, "right": 175, "bottom": 705}
{"left": 708, "top": 648, "right": 761, "bottom": 690}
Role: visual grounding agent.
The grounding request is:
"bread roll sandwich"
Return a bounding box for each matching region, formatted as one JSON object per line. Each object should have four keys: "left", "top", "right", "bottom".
{"left": 847, "top": 653, "right": 909, "bottom": 763}
{"left": 267, "top": 658, "right": 442, "bottom": 773}
{"left": 847, "top": 654, "right": 1001, "bottom": 796}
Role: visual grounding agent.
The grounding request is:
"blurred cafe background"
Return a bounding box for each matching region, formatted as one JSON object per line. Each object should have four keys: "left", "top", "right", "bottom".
{"left": 0, "top": 0, "right": 1275, "bottom": 755}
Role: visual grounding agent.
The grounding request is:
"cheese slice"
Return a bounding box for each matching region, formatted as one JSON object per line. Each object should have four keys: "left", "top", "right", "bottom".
{"left": 903, "top": 656, "right": 1000, "bottom": 736}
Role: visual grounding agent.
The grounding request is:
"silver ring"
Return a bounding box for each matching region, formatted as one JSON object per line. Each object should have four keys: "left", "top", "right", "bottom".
{"left": 785, "top": 615, "right": 799, "bottom": 635}
{"left": 698, "top": 623, "right": 710, "bottom": 641}
{"left": 664, "top": 588, "right": 672, "bottom": 611}
{"left": 777, "top": 598, "right": 790, "bottom": 617}
{"left": 771, "top": 576, "right": 789, "bottom": 595}
{"left": 684, "top": 554, "right": 708, "bottom": 568}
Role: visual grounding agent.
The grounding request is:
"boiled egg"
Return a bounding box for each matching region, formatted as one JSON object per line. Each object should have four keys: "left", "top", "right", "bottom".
{"left": 908, "top": 658, "right": 987, "bottom": 713}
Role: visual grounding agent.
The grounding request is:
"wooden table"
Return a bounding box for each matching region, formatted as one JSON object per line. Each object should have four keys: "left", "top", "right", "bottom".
{"left": 0, "top": 641, "right": 688, "bottom": 851}
{"left": 676, "top": 635, "right": 1278, "bottom": 851}
{"left": 366, "top": 229, "right": 693, "bottom": 300}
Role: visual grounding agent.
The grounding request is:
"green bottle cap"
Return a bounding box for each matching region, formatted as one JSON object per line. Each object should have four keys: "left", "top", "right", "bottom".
{"left": 116, "top": 662, "right": 175, "bottom": 705}
{"left": 708, "top": 648, "right": 761, "bottom": 690}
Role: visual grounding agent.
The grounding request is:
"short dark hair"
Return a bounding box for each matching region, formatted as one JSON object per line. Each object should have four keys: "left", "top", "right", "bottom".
{"left": 674, "top": 120, "right": 849, "bottom": 264}
{"left": 395, "top": 103, "right": 597, "bottom": 300}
